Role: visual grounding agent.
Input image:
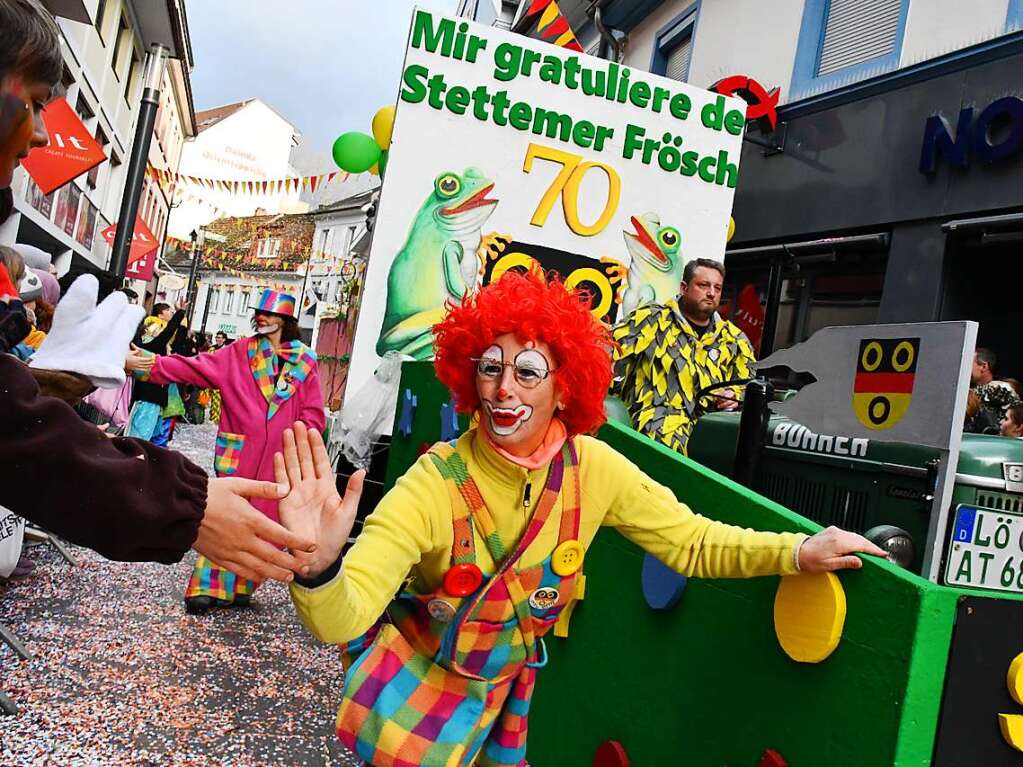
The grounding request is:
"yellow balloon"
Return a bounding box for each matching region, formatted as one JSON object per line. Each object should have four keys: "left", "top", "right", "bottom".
{"left": 372, "top": 105, "right": 396, "bottom": 151}
{"left": 368, "top": 162, "right": 380, "bottom": 177}
{"left": 727, "top": 216, "right": 736, "bottom": 242}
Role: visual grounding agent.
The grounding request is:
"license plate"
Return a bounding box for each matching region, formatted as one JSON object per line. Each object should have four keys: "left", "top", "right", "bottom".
{"left": 945, "top": 505, "right": 1023, "bottom": 593}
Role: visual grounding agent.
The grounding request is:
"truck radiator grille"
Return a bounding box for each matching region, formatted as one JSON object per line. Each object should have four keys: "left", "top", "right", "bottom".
{"left": 761, "top": 474, "right": 828, "bottom": 524}
{"left": 975, "top": 491, "right": 1023, "bottom": 513}
{"left": 832, "top": 487, "right": 868, "bottom": 532}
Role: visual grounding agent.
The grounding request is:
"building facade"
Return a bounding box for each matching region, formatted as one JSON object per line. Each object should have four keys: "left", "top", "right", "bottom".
{"left": 1, "top": 0, "right": 194, "bottom": 294}
{"left": 188, "top": 211, "right": 315, "bottom": 340}
{"left": 167, "top": 98, "right": 308, "bottom": 241}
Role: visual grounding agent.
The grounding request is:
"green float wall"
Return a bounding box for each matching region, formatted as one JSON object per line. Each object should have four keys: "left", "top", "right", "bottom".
{"left": 384, "top": 362, "right": 962, "bottom": 766}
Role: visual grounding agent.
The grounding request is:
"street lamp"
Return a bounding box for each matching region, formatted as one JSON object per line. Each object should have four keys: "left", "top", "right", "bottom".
{"left": 110, "top": 43, "right": 170, "bottom": 279}
{"left": 186, "top": 228, "right": 205, "bottom": 326}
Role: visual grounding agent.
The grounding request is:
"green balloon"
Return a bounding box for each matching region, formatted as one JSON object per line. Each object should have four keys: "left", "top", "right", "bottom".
{"left": 332, "top": 132, "right": 381, "bottom": 173}
{"left": 378, "top": 149, "right": 389, "bottom": 178}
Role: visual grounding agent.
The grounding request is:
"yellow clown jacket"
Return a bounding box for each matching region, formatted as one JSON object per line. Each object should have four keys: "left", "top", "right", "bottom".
{"left": 612, "top": 300, "right": 756, "bottom": 456}
{"left": 290, "top": 427, "right": 804, "bottom": 644}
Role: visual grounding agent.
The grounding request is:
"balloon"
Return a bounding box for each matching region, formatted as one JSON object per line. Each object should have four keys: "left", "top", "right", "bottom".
{"left": 378, "top": 149, "right": 389, "bottom": 177}
{"left": 332, "top": 132, "right": 381, "bottom": 173}
{"left": 368, "top": 162, "right": 379, "bottom": 177}
{"left": 727, "top": 216, "right": 736, "bottom": 242}
{"left": 372, "top": 105, "right": 396, "bottom": 151}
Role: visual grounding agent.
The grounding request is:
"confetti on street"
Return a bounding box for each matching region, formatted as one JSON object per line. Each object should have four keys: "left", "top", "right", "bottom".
{"left": 0, "top": 423, "right": 362, "bottom": 767}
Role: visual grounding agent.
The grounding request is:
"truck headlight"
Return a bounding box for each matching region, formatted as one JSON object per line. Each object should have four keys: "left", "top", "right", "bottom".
{"left": 864, "top": 525, "right": 915, "bottom": 569}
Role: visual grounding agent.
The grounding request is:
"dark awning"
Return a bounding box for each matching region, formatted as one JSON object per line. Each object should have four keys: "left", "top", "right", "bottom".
{"left": 726, "top": 232, "right": 890, "bottom": 266}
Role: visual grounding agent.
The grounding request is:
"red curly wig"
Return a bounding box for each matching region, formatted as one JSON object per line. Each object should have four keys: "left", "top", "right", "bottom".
{"left": 433, "top": 270, "right": 612, "bottom": 437}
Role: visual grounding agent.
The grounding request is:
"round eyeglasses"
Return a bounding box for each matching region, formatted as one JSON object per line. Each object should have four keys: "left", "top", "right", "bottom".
{"left": 472, "top": 357, "right": 553, "bottom": 389}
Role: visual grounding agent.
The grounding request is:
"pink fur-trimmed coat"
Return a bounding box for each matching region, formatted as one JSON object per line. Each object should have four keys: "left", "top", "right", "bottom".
{"left": 150, "top": 337, "right": 325, "bottom": 522}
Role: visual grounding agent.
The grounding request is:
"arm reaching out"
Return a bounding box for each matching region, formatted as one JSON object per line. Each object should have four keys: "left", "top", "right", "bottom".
{"left": 797, "top": 526, "right": 888, "bottom": 573}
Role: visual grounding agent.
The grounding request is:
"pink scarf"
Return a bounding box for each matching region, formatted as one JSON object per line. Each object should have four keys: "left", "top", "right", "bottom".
{"left": 484, "top": 416, "right": 568, "bottom": 470}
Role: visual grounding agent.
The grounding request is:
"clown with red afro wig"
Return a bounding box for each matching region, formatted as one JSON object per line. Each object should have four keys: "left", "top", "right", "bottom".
{"left": 282, "top": 270, "right": 890, "bottom": 767}
{"left": 433, "top": 269, "right": 612, "bottom": 438}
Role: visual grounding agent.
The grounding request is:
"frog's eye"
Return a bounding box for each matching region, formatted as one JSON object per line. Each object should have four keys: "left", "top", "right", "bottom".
{"left": 435, "top": 173, "right": 461, "bottom": 199}
{"left": 658, "top": 227, "right": 680, "bottom": 250}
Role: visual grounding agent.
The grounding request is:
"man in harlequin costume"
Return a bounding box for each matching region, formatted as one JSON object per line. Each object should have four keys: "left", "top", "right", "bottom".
{"left": 279, "top": 271, "right": 885, "bottom": 767}
{"left": 148, "top": 288, "right": 325, "bottom": 614}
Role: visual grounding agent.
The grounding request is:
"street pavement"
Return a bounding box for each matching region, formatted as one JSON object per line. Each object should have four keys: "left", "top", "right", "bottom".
{"left": 0, "top": 422, "right": 362, "bottom": 766}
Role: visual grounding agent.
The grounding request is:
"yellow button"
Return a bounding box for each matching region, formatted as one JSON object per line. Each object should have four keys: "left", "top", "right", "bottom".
{"left": 551, "top": 540, "right": 584, "bottom": 576}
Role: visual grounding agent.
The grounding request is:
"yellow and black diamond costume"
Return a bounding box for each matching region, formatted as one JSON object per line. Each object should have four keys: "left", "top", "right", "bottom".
{"left": 611, "top": 300, "right": 756, "bottom": 455}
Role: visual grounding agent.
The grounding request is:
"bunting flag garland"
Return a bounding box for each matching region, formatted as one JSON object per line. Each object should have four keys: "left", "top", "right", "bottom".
{"left": 146, "top": 166, "right": 346, "bottom": 198}
{"left": 522, "top": 0, "right": 584, "bottom": 52}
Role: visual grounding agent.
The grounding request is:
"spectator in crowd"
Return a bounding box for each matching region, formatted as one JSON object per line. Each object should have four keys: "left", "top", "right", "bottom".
{"left": 1000, "top": 404, "right": 1023, "bottom": 439}
{"left": 971, "top": 347, "right": 1020, "bottom": 426}
{"left": 126, "top": 299, "right": 187, "bottom": 444}
{"left": 611, "top": 258, "right": 755, "bottom": 455}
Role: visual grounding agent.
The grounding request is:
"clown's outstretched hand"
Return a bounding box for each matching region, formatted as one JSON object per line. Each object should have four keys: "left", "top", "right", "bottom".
{"left": 797, "top": 526, "right": 888, "bottom": 573}
{"left": 276, "top": 421, "right": 365, "bottom": 578}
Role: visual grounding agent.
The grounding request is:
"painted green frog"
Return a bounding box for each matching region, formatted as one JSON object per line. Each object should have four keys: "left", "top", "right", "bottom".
{"left": 376, "top": 168, "right": 498, "bottom": 360}
{"left": 605, "top": 213, "right": 685, "bottom": 317}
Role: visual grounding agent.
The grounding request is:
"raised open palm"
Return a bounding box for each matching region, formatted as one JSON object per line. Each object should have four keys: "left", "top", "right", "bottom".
{"left": 275, "top": 421, "right": 365, "bottom": 578}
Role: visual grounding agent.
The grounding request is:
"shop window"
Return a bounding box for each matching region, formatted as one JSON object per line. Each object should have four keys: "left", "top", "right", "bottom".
{"left": 649, "top": 4, "right": 699, "bottom": 84}
{"left": 790, "top": 0, "right": 909, "bottom": 101}
{"left": 111, "top": 15, "right": 129, "bottom": 78}
{"left": 124, "top": 53, "right": 140, "bottom": 104}
{"left": 75, "top": 93, "right": 94, "bottom": 122}
{"left": 94, "top": 0, "right": 107, "bottom": 42}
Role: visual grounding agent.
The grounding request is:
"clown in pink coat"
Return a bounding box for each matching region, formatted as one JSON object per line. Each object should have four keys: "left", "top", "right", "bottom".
{"left": 149, "top": 289, "right": 325, "bottom": 614}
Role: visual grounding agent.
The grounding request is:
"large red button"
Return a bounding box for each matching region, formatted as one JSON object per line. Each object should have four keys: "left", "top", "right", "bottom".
{"left": 443, "top": 563, "right": 483, "bottom": 597}
{"left": 593, "top": 740, "right": 629, "bottom": 767}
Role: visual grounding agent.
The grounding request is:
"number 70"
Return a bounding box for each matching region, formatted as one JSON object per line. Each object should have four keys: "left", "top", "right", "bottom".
{"left": 522, "top": 143, "right": 621, "bottom": 237}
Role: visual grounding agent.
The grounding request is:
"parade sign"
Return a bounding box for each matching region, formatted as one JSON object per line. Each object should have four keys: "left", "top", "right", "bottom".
{"left": 21, "top": 97, "right": 106, "bottom": 195}
{"left": 756, "top": 322, "right": 975, "bottom": 451}
{"left": 347, "top": 8, "right": 746, "bottom": 403}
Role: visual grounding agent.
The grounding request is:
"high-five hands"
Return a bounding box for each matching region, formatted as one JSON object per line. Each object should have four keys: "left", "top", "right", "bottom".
{"left": 275, "top": 421, "right": 365, "bottom": 579}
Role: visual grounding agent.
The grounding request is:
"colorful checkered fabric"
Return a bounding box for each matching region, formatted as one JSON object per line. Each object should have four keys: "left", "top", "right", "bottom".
{"left": 185, "top": 555, "right": 256, "bottom": 601}
{"left": 252, "top": 288, "right": 297, "bottom": 317}
{"left": 246, "top": 336, "right": 318, "bottom": 420}
{"left": 336, "top": 441, "right": 582, "bottom": 767}
{"left": 213, "top": 431, "right": 245, "bottom": 475}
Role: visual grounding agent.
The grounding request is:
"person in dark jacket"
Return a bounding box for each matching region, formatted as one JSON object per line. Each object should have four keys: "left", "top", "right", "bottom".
{"left": 127, "top": 301, "right": 187, "bottom": 442}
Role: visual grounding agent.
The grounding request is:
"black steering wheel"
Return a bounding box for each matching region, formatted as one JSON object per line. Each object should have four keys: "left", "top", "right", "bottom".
{"left": 692, "top": 378, "right": 752, "bottom": 419}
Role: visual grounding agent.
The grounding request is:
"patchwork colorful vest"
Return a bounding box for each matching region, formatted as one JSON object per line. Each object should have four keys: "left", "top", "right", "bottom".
{"left": 336, "top": 440, "right": 583, "bottom": 767}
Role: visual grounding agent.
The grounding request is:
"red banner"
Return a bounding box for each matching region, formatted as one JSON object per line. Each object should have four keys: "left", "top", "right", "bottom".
{"left": 125, "top": 249, "right": 156, "bottom": 282}
{"left": 732, "top": 283, "right": 766, "bottom": 354}
{"left": 101, "top": 215, "right": 159, "bottom": 281}
{"left": 21, "top": 97, "right": 107, "bottom": 195}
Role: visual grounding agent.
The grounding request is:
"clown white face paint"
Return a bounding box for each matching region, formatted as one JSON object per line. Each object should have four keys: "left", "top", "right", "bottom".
{"left": 476, "top": 334, "right": 563, "bottom": 457}
{"left": 254, "top": 312, "right": 282, "bottom": 335}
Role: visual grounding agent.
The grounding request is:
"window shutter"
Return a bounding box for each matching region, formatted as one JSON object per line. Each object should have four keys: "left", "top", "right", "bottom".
{"left": 817, "top": 0, "right": 901, "bottom": 76}
{"left": 665, "top": 37, "right": 693, "bottom": 82}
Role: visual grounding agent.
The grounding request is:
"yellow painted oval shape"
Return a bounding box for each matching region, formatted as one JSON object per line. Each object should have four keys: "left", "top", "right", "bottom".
{"left": 773, "top": 572, "right": 847, "bottom": 663}
{"left": 1008, "top": 652, "right": 1023, "bottom": 706}
{"left": 998, "top": 713, "right": 1023, "bottom": 751}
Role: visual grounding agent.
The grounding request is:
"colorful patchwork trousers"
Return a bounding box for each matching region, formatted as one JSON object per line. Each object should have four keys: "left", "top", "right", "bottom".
{"left": 185, "top": 555, "right": 257, "bottom": 602}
